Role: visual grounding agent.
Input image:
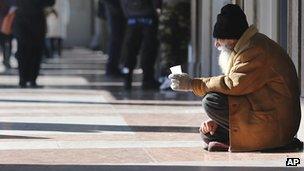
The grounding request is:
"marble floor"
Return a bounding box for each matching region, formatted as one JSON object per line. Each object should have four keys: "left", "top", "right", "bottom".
{"left": 0, "top": 48, "right": 302, "bottom": 171}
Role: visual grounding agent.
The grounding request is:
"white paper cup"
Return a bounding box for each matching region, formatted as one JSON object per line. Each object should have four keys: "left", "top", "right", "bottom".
{"left": 170, "top": 65, "right": 182, "bottom": 74}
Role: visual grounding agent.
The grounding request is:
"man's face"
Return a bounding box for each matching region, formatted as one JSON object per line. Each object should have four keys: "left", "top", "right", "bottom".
{"left": 214, "top": 39, "right": 238, "bottom": 50}
{"left": 215, "top": 39, "right": 237, "bottom": 74}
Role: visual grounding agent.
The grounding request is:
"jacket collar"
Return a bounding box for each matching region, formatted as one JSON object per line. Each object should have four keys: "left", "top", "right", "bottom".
{"left": 233, "top": 25, "right": 258, "bottom": 53}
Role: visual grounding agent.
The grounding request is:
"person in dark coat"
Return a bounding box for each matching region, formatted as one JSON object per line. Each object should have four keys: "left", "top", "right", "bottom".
{"left": 99, "top": 0, "right": 125, "bottom": 77}
{"left": 120, "top": 0, "right": 161, "bottom": 90}
{"left": 14, "top": 0, "right": 55, "bottom": 88}
{"left": 0, "top": 0, "right": 16, "bottom": 69}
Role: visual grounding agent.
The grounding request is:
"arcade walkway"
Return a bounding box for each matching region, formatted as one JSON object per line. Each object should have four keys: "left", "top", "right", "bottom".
{"left": 0, "top": 48, "right": 302, "bottom": 170}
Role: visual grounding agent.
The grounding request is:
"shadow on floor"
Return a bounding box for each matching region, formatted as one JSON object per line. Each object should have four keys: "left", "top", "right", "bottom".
{"left": 0, "top": 135, "right": 49, "bottom": 140}
{"left": 0, "top": 122, "right": 199, "bottom": 133}
{"left": 0, "top": 99, "right": 201, "bottom": 107}
{"left": 0, "top": 165, "right": 299, "bottom": 171}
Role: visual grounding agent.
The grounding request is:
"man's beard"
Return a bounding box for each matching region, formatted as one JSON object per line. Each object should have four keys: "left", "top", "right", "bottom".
{"left": 217, "top": 46, "right": 232, "bottom": 74}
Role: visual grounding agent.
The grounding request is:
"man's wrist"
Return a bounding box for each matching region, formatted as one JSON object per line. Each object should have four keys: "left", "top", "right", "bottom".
{"left": 191, "top": 78, "right": 206, "bottom": 96}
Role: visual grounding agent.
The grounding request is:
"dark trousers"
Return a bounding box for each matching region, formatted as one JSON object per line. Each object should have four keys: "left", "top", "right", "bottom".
{"left": 45, "top": 38, "right": 62, "bottom": 58}
{"left": 122, "top": 22, "right": 158, "bottom": 82}
{"left": 201, "top": 92, "right": 230, "bottom": 144}
{"left": 0, "top": 33, "right": 13, "bottom": 68}
{"left": 14, "top": 14, "right": 45, "bottom": 84}
{"left": 105, "top": 4, "right": 125, "bottom": 73}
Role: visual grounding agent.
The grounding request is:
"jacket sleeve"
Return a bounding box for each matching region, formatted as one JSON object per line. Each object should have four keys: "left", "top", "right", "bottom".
{"left": 191, "top": 47, "right": 268, "bottom": 96}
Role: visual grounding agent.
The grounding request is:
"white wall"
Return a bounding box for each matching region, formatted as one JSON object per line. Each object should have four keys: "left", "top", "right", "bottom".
{"left": 197, "top": 0, "right": 212, "bottom": 77}
{"left": 288, "top": 0, "right": 300, "bottom": 73}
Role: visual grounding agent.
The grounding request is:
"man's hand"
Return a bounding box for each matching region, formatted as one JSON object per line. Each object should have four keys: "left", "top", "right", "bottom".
{"left": 168, "top": 73, "right": 192, "bottom": 92}
{"left": 199, "top": 120, "right": 218, "bottom": 135}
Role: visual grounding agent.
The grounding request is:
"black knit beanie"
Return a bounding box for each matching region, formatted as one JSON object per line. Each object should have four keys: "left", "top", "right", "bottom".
{"left": 213, "top": 4, "right": 249, "bottom": 39}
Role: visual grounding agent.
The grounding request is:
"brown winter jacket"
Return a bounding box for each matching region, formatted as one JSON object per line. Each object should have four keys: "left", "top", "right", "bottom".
{"left": 191, "top": 25, "right": 301, "bottom": 152}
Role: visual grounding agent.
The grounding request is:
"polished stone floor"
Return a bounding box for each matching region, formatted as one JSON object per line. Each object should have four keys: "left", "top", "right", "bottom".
{"left": 0, "top": 48, "right": 303, "bottom": 171}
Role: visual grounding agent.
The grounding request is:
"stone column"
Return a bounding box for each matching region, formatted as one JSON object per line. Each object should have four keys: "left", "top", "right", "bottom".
{"left": 66, "top": 0, "right": 94, "bottom": 47}
{"left": 288, "top": 0, "right": 300, "bottom": 73}
{"left": 189, "top": 0, "right": 198, "bottom": 76}
{"left": 299, "top": 0, "right": 304, "bottom": 142}
{"left": 243, "top": 0, "right": 256, "bottom": 26}
{"left": 300, "top": 0, "right": 304, "bottom": 97}
{"left": 198, "top": 0, "right": 212, "bottom": 77}
{"left": 256, "top": 0, "right": 278, "bottom": 42}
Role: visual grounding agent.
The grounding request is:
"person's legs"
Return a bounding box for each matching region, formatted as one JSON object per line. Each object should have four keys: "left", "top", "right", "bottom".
{"left": 121, "top": 24, "right": 142, "bottom": 89}
{"left": 16, "top": 38, "right": 31, "bottom": 87}
{"left": 105, "top": 6, "right": 125, "bottom": 76}
{"left": 202, "top": 92, "right": 229, "bottom": 129}
{"left": 140, "top": 21, "right": 159, "bottom": 89}
{"left": 28, "top": 16, "right": 45, "bottom": 87}
{"left": 28, "top": 34, "right": 44, "bottom": 87}
{"left": 3, "top": 35, "right": 12, "bottom": 69}
{"left": 44, "top": 38, "right": 51, "bottom": 58}
{"left": 14, "top": 15, "right": 33, "bottom": 87}
{"left": 57, "top": 38, "right": 62, "bottom": 57}
{"left": 50, "top": 38, "right": 56, "bottom": 58}
{"left": 51, "top": 38, "right": 61, "bottom": 57}
{"left": 0, "top": 33, "right": 6, "bottom": 66}
{"left": 201, "top": 92, "right": 229, "bottom": 145}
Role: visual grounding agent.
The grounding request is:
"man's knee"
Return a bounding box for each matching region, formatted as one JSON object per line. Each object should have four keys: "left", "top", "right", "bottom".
{"left": 202, "top": 93, "right": 211, "bottom": 107}
{"left": 202, "top": 92, "right": 227, "bottom": 109}
{"left": 202, "top": 92, "right": 229, "bottom": 117}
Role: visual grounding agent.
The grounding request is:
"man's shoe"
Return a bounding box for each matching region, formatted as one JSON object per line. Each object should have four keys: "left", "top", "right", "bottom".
{"left": 208, "top": 141, "right": 229, "bottom": 152}
{"left": 19, "top": 83, "right": 27, "bottom": 88}
{"left": 29, "top": 82, "right": 43, "bottom": 89}
{"left": 19, "top": 80, "right": 28, "bottom": 88}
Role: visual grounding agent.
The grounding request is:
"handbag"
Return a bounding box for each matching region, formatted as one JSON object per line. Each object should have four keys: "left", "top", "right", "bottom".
{"left": 1, "top": 11, "right": 15, "bottom": 35}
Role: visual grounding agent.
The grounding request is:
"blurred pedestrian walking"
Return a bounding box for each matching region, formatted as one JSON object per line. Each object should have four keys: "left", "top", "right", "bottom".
{"left": 45, "top": 0, "right": 70, "bottom": 58}
{"left": 120, "top": 0, "right": 161, "bottom": 90}
{"left": 14, "top": 0, "right": 55, "bottom": 88}
{"left": 99, "top": 0, "right": 125, "bottom": 77}
{"left": 0, "top": 0, "right": 16, "bottom": 70}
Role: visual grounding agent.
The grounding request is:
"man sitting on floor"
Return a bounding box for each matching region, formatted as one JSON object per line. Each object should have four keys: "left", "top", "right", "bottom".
{"left": 169, "top": 4, "right": 303, "bottom": 152}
